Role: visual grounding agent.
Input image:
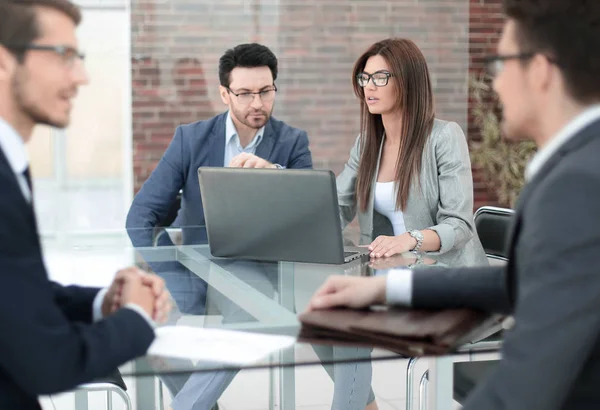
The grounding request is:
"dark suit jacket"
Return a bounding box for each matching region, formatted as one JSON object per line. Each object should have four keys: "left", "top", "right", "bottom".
{"left": 0, "top": 150, "right": 154, "bottom": 409}
{"left": 408, "top": 118, "right": 600, "bottom": 409}
{"left": 126, "top": 112, "right": 313, "bottom": 249}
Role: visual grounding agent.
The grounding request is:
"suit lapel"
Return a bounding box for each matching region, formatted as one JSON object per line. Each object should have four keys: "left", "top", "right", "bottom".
{"left": 371, "top": 135, "right": 385, "bottom": 203}
{"left": 255, "top": 120, "right": 275, "bottom": 160}
{"left": 0, "top": 148, "right": 37, "bottom": 230}
{"left": 367, "top": 136, "right": 386, "bottom": 236}
{"left": 208, "top": 114, "right": 227, "bottom": 167}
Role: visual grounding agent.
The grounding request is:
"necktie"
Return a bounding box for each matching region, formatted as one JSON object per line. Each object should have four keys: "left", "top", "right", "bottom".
{"left": 23, "top": 166, "right": 33, "bottom": 191}
{"left": 22, "top": 166, "right": 38, "bottom": 231}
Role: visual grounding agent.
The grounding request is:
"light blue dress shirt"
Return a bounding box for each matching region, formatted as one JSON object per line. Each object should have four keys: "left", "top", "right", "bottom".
{"left": 223, "top": 111, "right": 265, "bottom": 167}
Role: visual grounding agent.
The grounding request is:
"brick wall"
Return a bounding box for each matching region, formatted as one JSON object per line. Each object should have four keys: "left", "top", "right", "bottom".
{"left": 132, "top": 0, "right": 504, "bottom": 209}
{"left": 469, "top": 0, "right": 504, "bottom": 208}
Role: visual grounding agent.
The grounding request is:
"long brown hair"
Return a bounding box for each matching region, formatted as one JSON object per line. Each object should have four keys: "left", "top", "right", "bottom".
{"left": 352, "top": 38, "right": 435, "bottom": 212}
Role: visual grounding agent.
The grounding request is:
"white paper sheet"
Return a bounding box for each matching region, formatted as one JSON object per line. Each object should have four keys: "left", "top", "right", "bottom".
{"left": 147, "top": 326, "right": 296, "bottom": 365}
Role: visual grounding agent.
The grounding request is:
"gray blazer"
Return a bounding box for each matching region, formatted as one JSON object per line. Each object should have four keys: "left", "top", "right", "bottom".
{"left": 337, "top": 119, "right": 487, "bottom": 267}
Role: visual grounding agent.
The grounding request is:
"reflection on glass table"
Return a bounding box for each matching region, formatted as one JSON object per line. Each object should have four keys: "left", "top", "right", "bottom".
{"left": 42, "top": 227, "right": 498, "bottom": 410}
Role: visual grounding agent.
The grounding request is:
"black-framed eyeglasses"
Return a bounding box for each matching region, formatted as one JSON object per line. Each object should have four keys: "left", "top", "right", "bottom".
{"left": 483, "top": 53, "right": 541, "bottom": 77}
{"left": 356, "top": 71, "right": 393, "bottom": 87}
{"left": 226, "top": 85, "right": 278, "bottom": 104}
{"left": 6, "top": 44, "right": 85, "bottom": 67}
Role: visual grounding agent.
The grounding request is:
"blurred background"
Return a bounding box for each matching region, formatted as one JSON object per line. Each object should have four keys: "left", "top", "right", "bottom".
{"left": 27, "top": 0, "right": 508, "bottom": 238}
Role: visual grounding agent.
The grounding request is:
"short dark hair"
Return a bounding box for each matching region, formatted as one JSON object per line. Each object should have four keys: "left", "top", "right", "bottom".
{"left": 0, "top": 0, "right": 81, "bottom": 61}
{"left": 218, "top": 43, "right": 278, "bottom": 88}
{"left": 503, "top": 0, "right": 600, "bottom": 104}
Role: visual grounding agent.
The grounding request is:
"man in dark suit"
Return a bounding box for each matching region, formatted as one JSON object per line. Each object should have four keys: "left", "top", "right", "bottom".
{"left": 307, "top": 1, "right": 600, "bottom": 409}
{"left": 0, "top": 1, "right": 171, "bottom": 408}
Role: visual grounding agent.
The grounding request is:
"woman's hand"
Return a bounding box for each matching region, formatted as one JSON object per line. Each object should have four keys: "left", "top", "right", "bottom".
{"left": 369, "top": 253, "right": 438, "bottom": 270}
{"left": 368, "top": 254, "right": 418, "bottom": 270}
{"left": 368, "top": 234, "right": 417, "bottom": 258}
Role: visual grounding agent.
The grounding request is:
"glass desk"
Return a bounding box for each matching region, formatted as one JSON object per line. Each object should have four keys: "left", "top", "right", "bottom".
{"left": 41, "top": 228, "right": 501, "bottom": 410}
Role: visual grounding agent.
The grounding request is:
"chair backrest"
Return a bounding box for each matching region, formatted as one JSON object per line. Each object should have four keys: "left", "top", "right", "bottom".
{"left": 152, "top": 191, "right": 183, "bottom": 246}
{"left": 474, "top": 206, "right": 515, "bottom": 263}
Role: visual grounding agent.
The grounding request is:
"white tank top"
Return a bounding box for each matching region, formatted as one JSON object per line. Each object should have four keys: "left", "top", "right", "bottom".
{"left": 373, "top": 181, "right": 406, "bottom": 236}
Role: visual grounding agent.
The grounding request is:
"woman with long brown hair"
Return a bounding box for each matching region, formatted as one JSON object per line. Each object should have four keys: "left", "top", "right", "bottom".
{"left": 311, "top": 38, "right": 487, "bottom": 410}
{"left": 338, "top": 38, "right": 487, "bottom": 266}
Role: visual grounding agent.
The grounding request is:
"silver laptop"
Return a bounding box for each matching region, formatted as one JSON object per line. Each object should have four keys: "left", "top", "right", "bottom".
{"left": 197, "top": 167, "right": 369, "bottom": 264}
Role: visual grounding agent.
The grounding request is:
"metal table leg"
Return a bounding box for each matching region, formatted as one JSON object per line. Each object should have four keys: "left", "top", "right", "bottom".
{"left": 269, "top": 354, "right": 276, "bottom": 410}
{"left": 406, "top": 357, "right": 419, "bottom": 410}
{"left": 419, "top": 371, "right": 429, "bottom": 410}
{"left": 74, "top": 391, "right": 88, "bottom": 410}
{"left": 135, "top": 365, "right": 157, "bottom": 409}
{"left": 426, "top": 357, "right": 453, "bottom": 410}
{"left": 278, "top": 262, "right": 296, "bottom": 410}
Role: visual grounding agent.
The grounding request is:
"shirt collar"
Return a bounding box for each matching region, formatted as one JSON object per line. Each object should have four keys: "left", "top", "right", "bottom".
{"left": 0, "top": 117, "right": 29, "bottom": 175}
{"left": 525, "top": 104, "right": 600, "bottom": 181}
{"left": 225, "top": 110, "right": 265, "bottom": 150}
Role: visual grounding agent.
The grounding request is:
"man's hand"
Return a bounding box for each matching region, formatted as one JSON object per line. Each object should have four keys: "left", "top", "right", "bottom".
{"left": 229, "top": 152, "right": 276, "bottom": 169}
{"left": 141, "top": 273, "right": 172, "bottom": 323}
{"left": 102, "top": 267, "right": 172, "bottom": 323}
{"left": 306, "top": 276, "right": 387, "bottom": 311}
{"left": 102, "top": 267, "right": 139, "bottom": 317}
{"left": 120, "top": 275, "right": 155, "bottom": 319}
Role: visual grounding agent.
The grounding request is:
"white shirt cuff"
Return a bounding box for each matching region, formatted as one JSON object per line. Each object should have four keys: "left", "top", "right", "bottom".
{"left": 124, "top": 303, "right": 156, "bottom": 329}
{"left": 385, "top": 269, "right": 413, "bottom": 306}
{"left": 92, "top": 288, "right": 108, "bottom": 322}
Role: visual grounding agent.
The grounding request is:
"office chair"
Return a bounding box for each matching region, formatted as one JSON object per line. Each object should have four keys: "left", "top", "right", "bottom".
{"left": 406, "top": 206, "right": 514, "bottom": 409}
{"left": 473, "top": 205, "right": 514, "bottom": 264}
{"left": 75, "top": 370, "right": 132, "bottom": 410}
{"left": 153, "top": 191, "right": 183, "bottom": 246}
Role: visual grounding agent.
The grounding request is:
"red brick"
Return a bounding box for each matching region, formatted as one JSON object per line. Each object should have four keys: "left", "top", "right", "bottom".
{"left": 130, "top": 0, "right": 505, "bottom": 207}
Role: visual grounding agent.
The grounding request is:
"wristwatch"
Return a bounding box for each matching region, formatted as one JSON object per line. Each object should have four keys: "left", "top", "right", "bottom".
{"left": 407, "top": 253, "right": 425, "bottom": 268}
{"left": 408, "top": 229, "right": 424, "bottom": 252}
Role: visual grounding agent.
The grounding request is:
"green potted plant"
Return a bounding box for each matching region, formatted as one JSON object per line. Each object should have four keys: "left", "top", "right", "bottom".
{"left": 469, "top": 74, "right": 537, "bottom": 208}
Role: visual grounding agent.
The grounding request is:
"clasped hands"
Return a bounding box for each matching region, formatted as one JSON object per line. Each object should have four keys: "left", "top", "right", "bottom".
{"left": 101, "top": 267, "right": 172, "bottom": 324}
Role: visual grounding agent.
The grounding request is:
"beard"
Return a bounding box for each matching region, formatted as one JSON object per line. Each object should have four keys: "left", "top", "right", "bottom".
{"left": 231, "top": 105, "right": 271, "bottom": 130}
{"left": 12, "top": 69, "right": 69, "bottom": 129}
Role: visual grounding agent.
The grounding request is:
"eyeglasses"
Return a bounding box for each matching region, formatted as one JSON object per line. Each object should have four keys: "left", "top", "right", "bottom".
{"left": 483, "top": 53, "right": 541, "bottom": 77}
{"left": 226, "top": 85, "right": 278, "bottom": 104}
{"left": 6, "top": 44, "right": 85, "bottom": 67}
{"left": 356, "top": 71, "right": 394, "bottom": 87}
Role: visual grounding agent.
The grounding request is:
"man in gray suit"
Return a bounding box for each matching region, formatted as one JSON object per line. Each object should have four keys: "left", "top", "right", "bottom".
{"left": 307, "top": 1, "right": 600, "bottom": 409}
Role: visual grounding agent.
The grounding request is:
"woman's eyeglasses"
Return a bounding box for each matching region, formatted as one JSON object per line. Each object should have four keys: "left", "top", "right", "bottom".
{"left": 357, "top": 71, "right": 393, "bottom": 87}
